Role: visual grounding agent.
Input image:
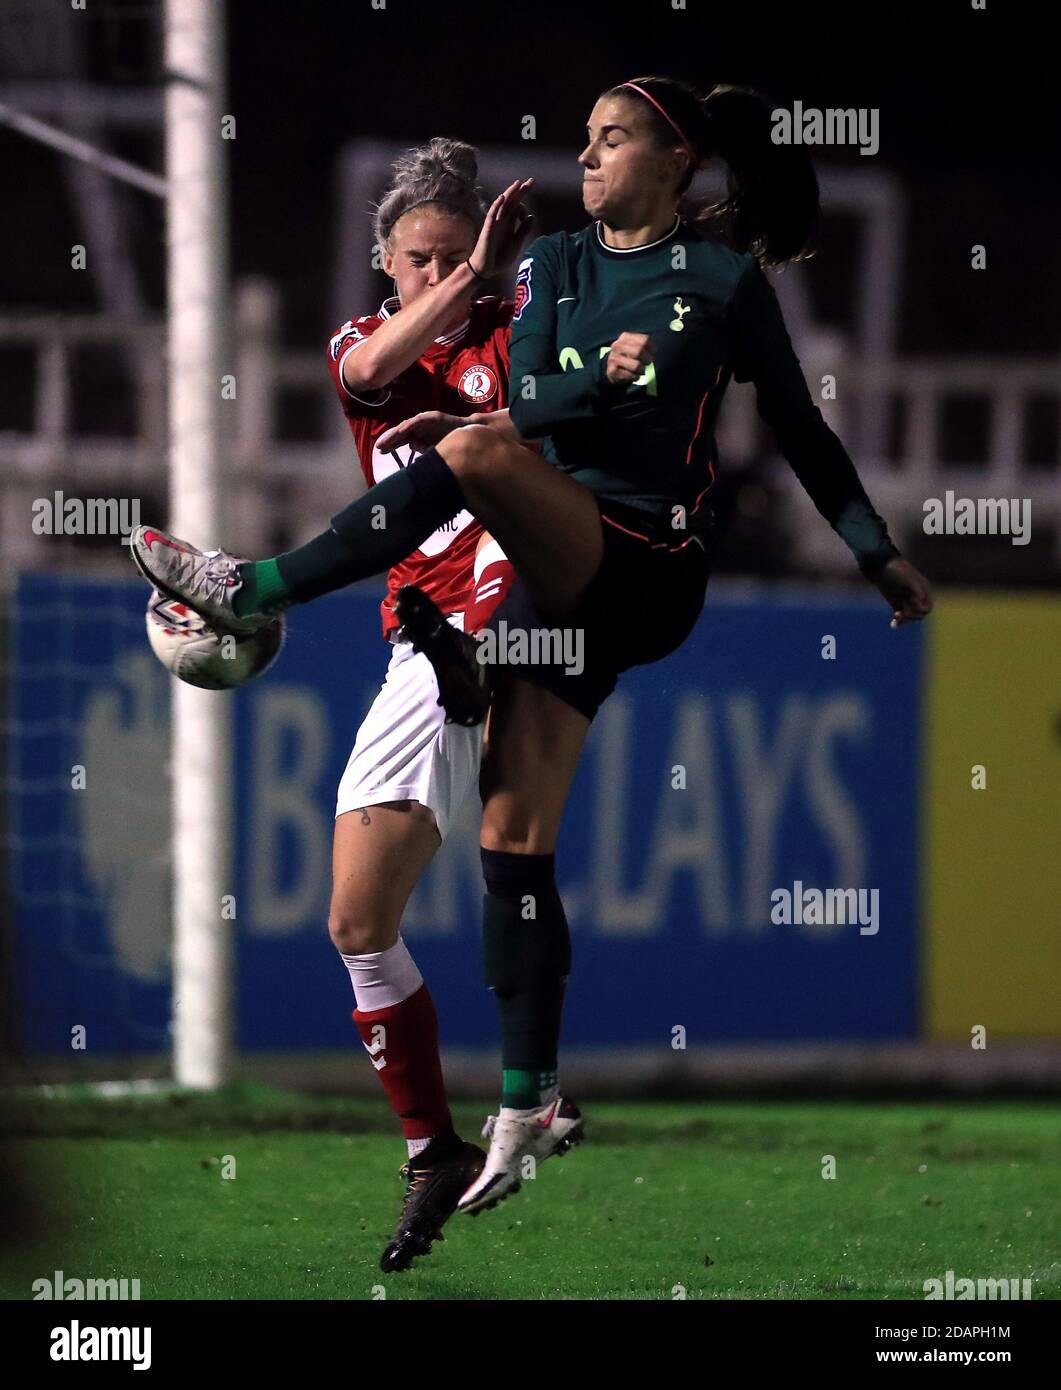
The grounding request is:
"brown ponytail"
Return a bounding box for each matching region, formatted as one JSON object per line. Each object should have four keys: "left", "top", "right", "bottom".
{"left": 603, "top": 76, "right": 820, "bottom": 269}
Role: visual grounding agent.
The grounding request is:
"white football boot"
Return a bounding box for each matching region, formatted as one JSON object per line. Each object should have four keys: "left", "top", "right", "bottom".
{"left": 458, "top": 1096, "right": 585, "bottom": 1215}
{"left": 129, "top": 526, "right": 272, "bottom": 635}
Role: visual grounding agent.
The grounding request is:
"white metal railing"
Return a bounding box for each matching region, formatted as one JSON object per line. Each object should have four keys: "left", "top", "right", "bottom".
{"left": 723, "top": 352, "right": 1061, "bottom": 565}
{"left": 1, "top": 281, "right": 1059, "bottom": 580}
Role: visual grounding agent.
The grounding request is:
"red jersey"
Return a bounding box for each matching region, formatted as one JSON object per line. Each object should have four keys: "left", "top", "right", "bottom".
{"left": 327, "top": 294, "right": 513, "bottom": 638}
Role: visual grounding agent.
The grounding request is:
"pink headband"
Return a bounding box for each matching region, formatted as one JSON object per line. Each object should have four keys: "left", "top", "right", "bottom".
{"left": 620, "top": 81, "right": 701, "bottom": 169}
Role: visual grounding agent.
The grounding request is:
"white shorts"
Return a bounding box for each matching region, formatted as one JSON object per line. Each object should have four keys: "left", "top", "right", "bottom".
{"left": 335, "top": 617, "right": 483, "bottom": 841}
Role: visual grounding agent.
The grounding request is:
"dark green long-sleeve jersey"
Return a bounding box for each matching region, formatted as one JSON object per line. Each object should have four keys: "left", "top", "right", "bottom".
{"left": 507, "top": 217, "right": 899, "bottom": 575}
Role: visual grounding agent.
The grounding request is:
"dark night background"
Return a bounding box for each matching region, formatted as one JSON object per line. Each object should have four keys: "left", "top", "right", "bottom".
{"left": 0, "top": 0, "right": 1056, "bottom": 584}
{"left": 1, "top": 0, "right": 1056, "bottom": 356}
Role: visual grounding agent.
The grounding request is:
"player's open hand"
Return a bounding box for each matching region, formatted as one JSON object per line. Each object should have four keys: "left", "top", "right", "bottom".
{"left": 377, "top": 411, "right": 467, "bottom": 454}
{"left": 469, "top": 179, "right": 535, "bottom": 279}
{"left": 874, "top": 556, "right": 933, "bottom": 628}
{"left": 605, "top": 331, "right": 654, "bottom": 385}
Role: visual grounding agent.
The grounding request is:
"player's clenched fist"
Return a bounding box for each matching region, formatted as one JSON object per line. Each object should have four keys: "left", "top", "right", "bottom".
{"left": 873, "top": 556, "right": 934, "bottom": 629}
{"left": 605, "top": 331, "right": 654, "bottom": 385}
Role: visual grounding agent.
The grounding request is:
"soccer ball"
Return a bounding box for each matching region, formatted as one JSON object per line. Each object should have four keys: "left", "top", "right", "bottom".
{"left": 145, "top": 588, "right": 285, "bottom": 690}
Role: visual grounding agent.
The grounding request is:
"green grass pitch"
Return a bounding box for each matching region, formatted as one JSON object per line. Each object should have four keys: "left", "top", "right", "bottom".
{"left": 1, "top": 1084, "right": 1057, "bottom": 1300}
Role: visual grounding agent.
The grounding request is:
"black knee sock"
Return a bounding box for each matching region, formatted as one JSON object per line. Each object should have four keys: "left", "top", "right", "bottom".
{"left": 481, "top": 848, "right": 570, "bottom": 1107}
{"left": 235, "top": 447, "right": 465, "bottom": 612}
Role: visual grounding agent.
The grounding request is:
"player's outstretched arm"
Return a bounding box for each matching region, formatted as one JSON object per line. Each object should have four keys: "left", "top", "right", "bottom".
{"left": 730, "top": 259, "right": 923, "bottom": 617}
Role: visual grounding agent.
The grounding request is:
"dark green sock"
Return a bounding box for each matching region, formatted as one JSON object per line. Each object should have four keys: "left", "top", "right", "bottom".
{"left": 502, "top": 1068, "right": 559, "bottom": 1109}
{"left": 232, "top": 447, "right": 464, "bottom": 615}
{"left": 233, "top": 557, "right": 290, "bottom": 616}
{"left": 234, "top": 529, "right": 355, "bottom": 615}
{"left": 481, "top": 849, "right": 570, "bottom": 1109}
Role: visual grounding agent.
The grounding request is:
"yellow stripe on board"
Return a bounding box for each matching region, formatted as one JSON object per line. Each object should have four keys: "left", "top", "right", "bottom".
{"left": 924, "top": 593, "right": 1061, "bottom": 1040}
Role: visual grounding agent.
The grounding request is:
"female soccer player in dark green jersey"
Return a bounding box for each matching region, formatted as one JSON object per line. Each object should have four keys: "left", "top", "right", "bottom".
{"left": 133, "top": 76, "right": 933, "bottom": 1216}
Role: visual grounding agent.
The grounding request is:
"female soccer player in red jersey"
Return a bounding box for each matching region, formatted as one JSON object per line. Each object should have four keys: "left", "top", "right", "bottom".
{"left": 133, "top": 78, "right": 932, "bottom": 1218}
{"left": 317, "top": 138, "right": 528, "bottom": 1269}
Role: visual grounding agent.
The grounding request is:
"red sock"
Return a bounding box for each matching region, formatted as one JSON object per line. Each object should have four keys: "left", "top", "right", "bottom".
{"left": 352, "top": 983, "right": 451, "bottom": 1141}
{"left": 465, "top": 542, "right": 515, "bottom": 633}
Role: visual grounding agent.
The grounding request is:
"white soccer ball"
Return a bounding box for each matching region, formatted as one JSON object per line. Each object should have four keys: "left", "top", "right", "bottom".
{"left": 145, "top": 588, "right": 285, "bottom": 690}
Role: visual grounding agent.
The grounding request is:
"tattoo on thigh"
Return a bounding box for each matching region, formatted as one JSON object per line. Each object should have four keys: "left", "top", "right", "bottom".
{"left": 357, "top": 808, "right": 371, "bottom": 826}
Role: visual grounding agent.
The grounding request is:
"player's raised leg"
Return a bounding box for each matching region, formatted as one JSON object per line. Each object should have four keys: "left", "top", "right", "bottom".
{"left": 128, "top": 426, "right": 604, "bottom": 642}
{"left": 329, "top": 800, "right": 484, "bottom": 1270}
{"left": 459, "top": 675, "right": 589, "bottom": 1214}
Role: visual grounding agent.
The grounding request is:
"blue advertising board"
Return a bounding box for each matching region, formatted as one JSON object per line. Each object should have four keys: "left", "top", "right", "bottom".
{"left": 10, "top": 574, "right": 922, "bottom": 1053}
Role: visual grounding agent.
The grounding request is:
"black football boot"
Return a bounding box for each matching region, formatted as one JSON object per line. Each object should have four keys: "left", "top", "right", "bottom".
{"left": 394, "top": 583, "right": 492, "bottom": 727}
{"left": 379, "top": 1133, "right": 486, "bottom": 1273}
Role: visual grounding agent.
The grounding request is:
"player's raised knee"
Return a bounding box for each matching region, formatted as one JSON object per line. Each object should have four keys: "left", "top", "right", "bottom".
{"left": 438, "top": 422, "right": 506, "bottom": 481}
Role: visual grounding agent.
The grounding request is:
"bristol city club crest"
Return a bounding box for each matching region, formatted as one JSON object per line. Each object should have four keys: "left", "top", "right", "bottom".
{"left": 457, "top": 364, "right": 498, "bottom": 404}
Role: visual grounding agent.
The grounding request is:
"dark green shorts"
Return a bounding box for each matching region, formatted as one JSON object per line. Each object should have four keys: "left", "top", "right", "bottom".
{"left": 482, "top": 499, "right": 712, "bottom": 721}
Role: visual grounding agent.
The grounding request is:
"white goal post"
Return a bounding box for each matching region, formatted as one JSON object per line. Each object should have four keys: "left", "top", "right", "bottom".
{"left": 2, "top": 1, "right": 236, "bottom": 1089}
{"left": 164, "top": 0, "right": 233, "bottom": 1089}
